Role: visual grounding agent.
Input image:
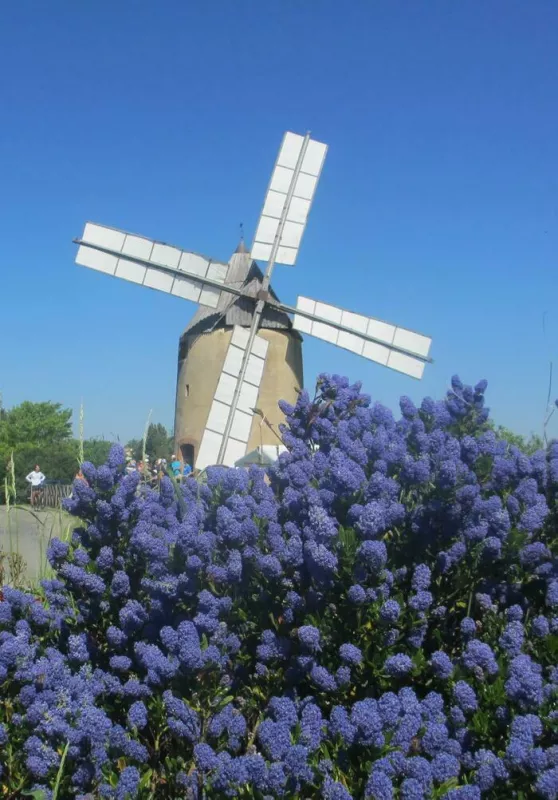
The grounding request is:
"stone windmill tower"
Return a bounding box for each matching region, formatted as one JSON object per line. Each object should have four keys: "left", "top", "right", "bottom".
{"left": 174, "top": 240, "right": 303, "bottom": 467}
{"left": 74, "top": 130, "right": 433, "bottom": 470}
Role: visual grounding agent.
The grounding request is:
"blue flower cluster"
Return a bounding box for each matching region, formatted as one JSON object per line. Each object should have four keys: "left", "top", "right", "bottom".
{"left": 1, "top": 373, "right": 558, "bottom": 799}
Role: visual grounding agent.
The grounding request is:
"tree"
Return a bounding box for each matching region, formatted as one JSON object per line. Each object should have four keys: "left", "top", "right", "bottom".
{"left": 0, "top": 437, "right": 118, "bottom": 502}
{"left": 127, "top": 424, "right": 172, "bottom": 461}
{"left": 83, "top": 439, "right": 113, "bottom": 466}
{"left": 126, "top": 439, "right": 143, "bottom": 462}
{"left": 146, "top": 423, "right": 172, "bottom": 460}
{"left": 0, "top": 400, "right": 122, "bottom": 502}
{"left": 0, "top": 441, "right": 77, "bottom": 500}
{"left": 0, "top": 401, "right": 72, "bottom": 448}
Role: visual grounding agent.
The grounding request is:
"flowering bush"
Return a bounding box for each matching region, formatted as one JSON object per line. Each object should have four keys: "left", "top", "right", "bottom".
{"left": 1, "top": 374, "right": 558, "bottom": 799}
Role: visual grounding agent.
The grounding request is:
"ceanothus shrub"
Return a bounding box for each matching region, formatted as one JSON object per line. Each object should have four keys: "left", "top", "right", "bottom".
{"left": 0, "top": 374, "right": 558, "bottom": 799}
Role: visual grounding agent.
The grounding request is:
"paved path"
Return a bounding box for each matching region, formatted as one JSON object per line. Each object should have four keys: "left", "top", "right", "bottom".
{"left": 0, "top": 506, "right": 70, "bottom": 585}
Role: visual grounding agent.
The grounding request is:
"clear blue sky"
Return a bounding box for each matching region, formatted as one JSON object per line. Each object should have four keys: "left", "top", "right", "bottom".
{"left": 1, "top": 1, "right": 557, "bottom": 443}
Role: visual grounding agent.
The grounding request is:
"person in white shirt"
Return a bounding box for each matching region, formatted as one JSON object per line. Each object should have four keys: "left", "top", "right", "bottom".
{"left": 26, "top": 464, "right": 46, "bottom": 508}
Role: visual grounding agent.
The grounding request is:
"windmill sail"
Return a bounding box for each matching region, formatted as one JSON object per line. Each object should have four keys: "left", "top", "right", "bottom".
{"left": 292, "top": 296, "right": 432, "bottom": 379}
{"left": 196, "top": 326, "right": 270, "bottom": 470}
{"left": 76, "top": 223, "right": 230, "bottom": 309}
{"left": 251, "top": 132, "right": 327, "bottom": 267}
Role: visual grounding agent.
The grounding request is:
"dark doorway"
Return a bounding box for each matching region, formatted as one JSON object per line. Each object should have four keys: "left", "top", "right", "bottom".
{"left": 181, "top": 444, "right": 194, "bottom": 468}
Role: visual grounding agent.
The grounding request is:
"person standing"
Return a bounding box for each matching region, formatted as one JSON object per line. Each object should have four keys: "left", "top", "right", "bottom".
{"left": 26, "top": 464, "right": 46, "bottom": 508}
{"left": 75, "top": 469, "right": 88, "bottom": 485}
{"left": 171, "top": 454, "right": 181, "bottom": 479}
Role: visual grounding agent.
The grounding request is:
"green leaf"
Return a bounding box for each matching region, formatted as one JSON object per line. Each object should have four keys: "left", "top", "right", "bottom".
{"left": 213, "top": 694, "right": 235, "bottom": 710}
{"left": 139, "top": 768, "right": 154, "bottom": 790}
{"left": 434, "top": 777, "right": 459, "bottom": 798}
{"left": 52, "top": 740, "right": 70, "bottom": 800}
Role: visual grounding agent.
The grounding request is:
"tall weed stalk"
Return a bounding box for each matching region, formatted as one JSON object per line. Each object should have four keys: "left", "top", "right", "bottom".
{"left": 77, "top": 400, "right": 84, "bottom": 468}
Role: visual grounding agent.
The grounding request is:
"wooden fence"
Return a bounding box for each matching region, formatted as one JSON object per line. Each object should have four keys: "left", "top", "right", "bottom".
{"left": 42, "top": 484, "right": 73, "bottom": 508}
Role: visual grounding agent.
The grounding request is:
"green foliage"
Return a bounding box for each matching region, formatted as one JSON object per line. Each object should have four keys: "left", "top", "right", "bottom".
{"left": 127, "top": 423, "right": 173, "bottom": 461}
{"left": 0, "top": 397, "right": 173, "bottom": 504}
{"left": 491, "top": 424, "right": 543, "bottom": 455}
{"left": 83, "top": 438, "right": 113, "bottom": 467}
{"left": 145, "top": 422, "right": 173, "bottom": 460}
{"left": 126, "top": 438, "right": 143, "bottom": 462}
{"left": 0, "top": 442, "right": 77, "bottom": 500}
{"left": 0, "top": 439, "right": 117, "bottom": 502}
{"left": 0, "top": 401, "right": 72, "bottom": 448}
{"left": 0, "top": 401, "right": 122, "bottom": 503}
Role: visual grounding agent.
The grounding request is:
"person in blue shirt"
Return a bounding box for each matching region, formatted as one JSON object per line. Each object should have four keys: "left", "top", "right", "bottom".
{"left": 170, "top": 455, "right": 181, "bottom": 477}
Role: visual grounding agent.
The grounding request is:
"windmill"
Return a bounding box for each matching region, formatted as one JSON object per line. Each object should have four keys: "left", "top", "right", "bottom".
{"left": 74, "top": 132, "right": 432, "bottom": 470}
